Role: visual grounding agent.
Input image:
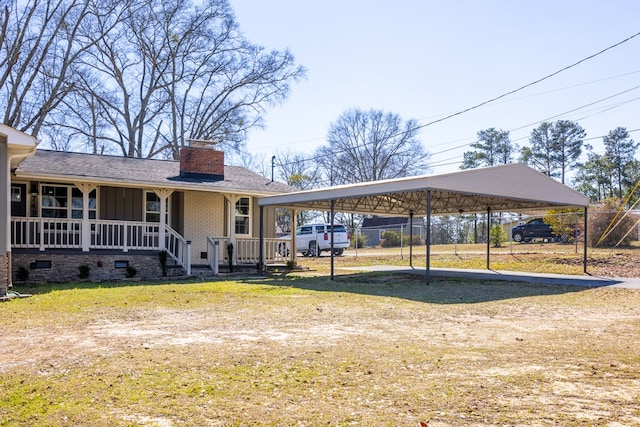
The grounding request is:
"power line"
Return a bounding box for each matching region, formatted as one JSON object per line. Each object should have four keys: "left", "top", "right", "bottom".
{"left": 412, "top": 30, "right": 640, "bottom": 133}
{"left": 255, "top": 30, "right": 640, "bottom": 168}
{"left": 508, "top": 85, "right": 640, "bottom": 133}
{"left": 426, "top": 87, "right": 640, "bottom": 158}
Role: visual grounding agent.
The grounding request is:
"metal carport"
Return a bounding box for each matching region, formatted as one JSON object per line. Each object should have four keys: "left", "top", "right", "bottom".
{"left": 257, "top": 163, "right": 591, "bottom": 283}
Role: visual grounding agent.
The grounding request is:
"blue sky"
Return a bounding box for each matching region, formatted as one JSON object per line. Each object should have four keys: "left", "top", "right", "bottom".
{"left": 230, "top": 1, "right": 640, "bottom": 176}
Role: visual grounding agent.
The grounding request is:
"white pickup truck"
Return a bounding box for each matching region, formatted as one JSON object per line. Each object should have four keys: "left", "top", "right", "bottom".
{"left": 280, "top": 223, "right": 350, "bottom": 257}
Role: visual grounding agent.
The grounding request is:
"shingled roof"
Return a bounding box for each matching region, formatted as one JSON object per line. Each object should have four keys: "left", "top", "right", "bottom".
{"left": 14, "top": 150, "right": 294, "bottom": 196}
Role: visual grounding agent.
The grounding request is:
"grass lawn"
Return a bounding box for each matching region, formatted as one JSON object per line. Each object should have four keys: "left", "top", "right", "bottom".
{"left": 2, "top": 271, "right": 639, "bottom": 426}
{"left": 330, "top": 243, "right": 640, "bottom": 277}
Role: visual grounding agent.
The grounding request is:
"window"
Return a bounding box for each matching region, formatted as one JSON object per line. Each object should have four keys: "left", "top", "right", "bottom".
{"left": 145, "top": 192, "right": 161, "bottom": 222}
{"left": 297, "top": 226, "right": 312, "bottom": 236}
{"left": 71, "top": 188, "right": 97, "bottom": 219}
{"left": 145, "top": 191, "right": 169, "bottom": 223}
{"left": 234, "top": 197, "right": 251, "bottom": 235}
{"left": 11, "top": 186, "right": 21, "bottom": 202}
{"left": 41, "top": 185, "right": 68, "bottom": 218}
{"left": 41, "top": 185, "right": 96, "bottom": 219}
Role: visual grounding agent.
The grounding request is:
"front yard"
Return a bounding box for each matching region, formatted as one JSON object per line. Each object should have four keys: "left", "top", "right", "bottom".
{"left": 2, "top": 271, "right": 639, "bottom": 426}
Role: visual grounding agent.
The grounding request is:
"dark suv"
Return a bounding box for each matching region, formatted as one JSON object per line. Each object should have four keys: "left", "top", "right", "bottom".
{"left": 511, "top": 218, "right": 556, "bottom": 243}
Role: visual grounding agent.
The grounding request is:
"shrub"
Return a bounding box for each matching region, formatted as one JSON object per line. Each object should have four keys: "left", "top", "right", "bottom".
{"left": 351, "top": 233, "right": 367, "bottom": 248}
{"left": 489, "top": 225, "right": 507, "bottom": 248}
{"left": 380, "top": 230, "right": 423, "bottom": 247}
{"left": 380, "top": 230, "right": 401, "bottom": 247}
{"left": 545, "top": 208, "right": 582, "bottom": 243}
{"left": 16, "top": 265, "right": 29, "bottom": 282}
{"left": 125, "top": 266, "right": 137, "bottom": 278}
{"left": 404, "top": 234, "right": 424, "bottom": 246}
{"left": 78, "top": 264, "right": 90, "bottom": 279}
{"left": 589, "top": 199, "right": 637, "bottom": 247}
{"left": 159, "top": 250, "right": 168, "bottom": 276}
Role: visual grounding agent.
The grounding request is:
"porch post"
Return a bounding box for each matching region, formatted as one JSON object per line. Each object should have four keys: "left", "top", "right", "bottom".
{"left": 223, "top": 194, "right": 242, "bottom": 267}
{"left": 154, "top": 189, "right": 173, "bottom": 251}
{"left": 76, "top": 183, "right": 97, "bottom": 252}
{"left": 258, "top": 205, "right": 264, "bottom": 273}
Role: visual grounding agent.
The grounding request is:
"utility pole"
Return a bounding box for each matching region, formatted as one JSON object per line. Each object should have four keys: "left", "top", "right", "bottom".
{"left": 271, "top": 156, "right": 276, "bottom": 182}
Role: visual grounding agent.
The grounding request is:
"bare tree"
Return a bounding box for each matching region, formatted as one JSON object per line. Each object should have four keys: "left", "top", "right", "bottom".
{"left": 273, "top": 149, "right": 323, "bottom": 231}
{"left": 64, "top": 0, "right": 305, "bottom": 158}
{"left": 0, "top": 0, "right": 115, "bottom": 137}
{"left": 2, "top": 0, "right": 304, "bottom": 157}
{"left": 317, "top": 108, "right": 429, "bottom": 185}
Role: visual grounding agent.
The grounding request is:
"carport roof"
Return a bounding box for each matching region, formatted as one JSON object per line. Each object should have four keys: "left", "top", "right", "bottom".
{"left": 258, "top": 163, "right": 590, "bottom": 216}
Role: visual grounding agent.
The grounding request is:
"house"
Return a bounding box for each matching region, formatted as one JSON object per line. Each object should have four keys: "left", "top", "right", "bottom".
{"left": 360, "top": 215, "right": 424, "bottom": 246}
{"left": 8, "top": 142, "right": 294, "bottom": 284}
{"left": 1, "top": 125, "right": 38, "bottom": 296}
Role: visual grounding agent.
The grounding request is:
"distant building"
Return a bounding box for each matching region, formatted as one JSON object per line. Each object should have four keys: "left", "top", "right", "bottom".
{"left": 360, "top": 216, "right": 424, "bottom": 247}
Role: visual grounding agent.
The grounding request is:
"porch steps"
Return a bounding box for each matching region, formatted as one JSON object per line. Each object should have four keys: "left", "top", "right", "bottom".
{"left": 190, "top": 264, "right": 216, "bottom": 277}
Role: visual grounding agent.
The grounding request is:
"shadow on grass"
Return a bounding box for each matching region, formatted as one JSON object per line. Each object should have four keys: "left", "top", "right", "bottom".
{"left": 10, "top": 268, "right": 615, "bottom": 305}
{"left": 241, "top": 270, "right": 592, "bottom": 305}
{"left": 9, "top": 276, "right": 208, "bottom": 295}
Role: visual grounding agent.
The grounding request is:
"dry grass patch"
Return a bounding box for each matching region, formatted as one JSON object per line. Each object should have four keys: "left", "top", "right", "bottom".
{"left": 304, "top": 243, "right": 640, "bottom": 277}
{"left": 2, "top": 275, "right": 640, "bottom": 426}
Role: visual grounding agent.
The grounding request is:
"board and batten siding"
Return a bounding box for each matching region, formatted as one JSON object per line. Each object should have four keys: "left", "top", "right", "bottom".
{"left": 100, "top": 186, "right": 143, "bottom": 221}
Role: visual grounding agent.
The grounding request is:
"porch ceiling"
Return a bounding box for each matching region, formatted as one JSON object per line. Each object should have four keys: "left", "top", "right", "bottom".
{"left": 258, "top": 163, "right": 591, "bottom": 216}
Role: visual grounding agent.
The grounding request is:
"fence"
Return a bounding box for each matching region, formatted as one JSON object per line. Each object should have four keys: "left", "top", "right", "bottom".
{"left": 358, "top": 210, "right": 640, "bottom": 248}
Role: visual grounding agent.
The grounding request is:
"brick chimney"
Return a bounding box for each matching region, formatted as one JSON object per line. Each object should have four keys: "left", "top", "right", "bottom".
{"left": 179, "top": 145, "right": 224, "bottom": 181}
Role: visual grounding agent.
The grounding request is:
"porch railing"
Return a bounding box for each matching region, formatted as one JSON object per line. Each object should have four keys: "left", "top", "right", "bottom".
{"left": 10, "top": 218, "right": 289, "bottom": 273}
{"left": 207, "top": 236, "right": 290, "bottom": 266}
{"left": 11, "top": 218, "right": 190, "bottom": 273}
{"left": 165, "top": 225, "right": 191, "bottom": 275}
{"left": 91, "top": 220, "right": 160, "bottom": 251}
{"left": 11, "top": 217, "right": 82, "bottom": 250}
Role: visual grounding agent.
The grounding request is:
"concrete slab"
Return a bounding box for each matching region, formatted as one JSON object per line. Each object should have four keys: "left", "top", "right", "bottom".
{"left": 343, "top": 265, "right": 640, "bottom": 289}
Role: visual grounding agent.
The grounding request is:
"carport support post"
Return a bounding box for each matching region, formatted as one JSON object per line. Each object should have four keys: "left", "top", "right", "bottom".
{"left": 291, "top": 209, "right": 297, "bottom": 263}
{"left": 330, "top": 199, "right": 335, "bottom": 281}
{"left": 583, "top": 207, "right": 588, "bottom": 274}
{"left": 409, "top": 210, "right": 414, "bottom": 268}
{"left": 486, "top": 207, "right": 491, "bottom": 270}
{"left": 425, "top": 190, "right": 431, "bottom": 284}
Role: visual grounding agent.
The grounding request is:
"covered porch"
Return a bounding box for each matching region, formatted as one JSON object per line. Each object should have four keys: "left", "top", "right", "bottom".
{"left": 10, "top": 217, "right": 288, "bottom": 270}
{"left": 10, "top": 148, "right": 293, "bottom": 282}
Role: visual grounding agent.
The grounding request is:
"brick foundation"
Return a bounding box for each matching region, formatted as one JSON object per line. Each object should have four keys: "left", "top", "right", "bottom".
{"left": 0, "top": 252, "right": 8, "bottom": 296}
{"left": 11, "top": 252, "right": 186, "bottom": 284}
